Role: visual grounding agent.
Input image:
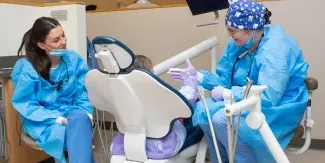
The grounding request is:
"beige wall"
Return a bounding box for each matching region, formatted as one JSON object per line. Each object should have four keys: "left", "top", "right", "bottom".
{"left": 87, "top": 6, "right": 221, "bottom": 87}
{"left": 0, "top": 2, "right": 87, "bottom": 59}
{"left": 7, "top": 0, "right": 276, "bottom": 11}
{"left": 87, "top": 0, "right": 325, "bottom": 139}
{"left": 83, "top": 0, "right": 186, "bottom": 11}
{"left": 8, "top": 0, "right": 186, "bottom": 10}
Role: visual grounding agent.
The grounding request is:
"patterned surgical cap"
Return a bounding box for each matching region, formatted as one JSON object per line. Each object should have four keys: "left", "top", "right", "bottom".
{"left": 225, "top": 0, "right": 270, "bottom": 30}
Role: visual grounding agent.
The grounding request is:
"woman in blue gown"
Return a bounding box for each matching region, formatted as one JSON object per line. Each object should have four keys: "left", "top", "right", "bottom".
{"left": 168, "top": 1, "right": 309, "bottom": 162}
{"left": 11, "top": 17, "right": 95, "bottom": 163}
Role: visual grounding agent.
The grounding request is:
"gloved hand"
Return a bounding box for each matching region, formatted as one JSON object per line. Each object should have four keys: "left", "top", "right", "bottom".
{"left": 168, "top": 59, "right": 197, "bottom": 82}
{"left": 56, "top": 116, "right": 69, "bottom": 126}
{"left": 62, "top": 118, "right": 68, "bottom": 126}
{"left": 179, "top": 76, "right": 198, "bottom": 104}
{"left": 211, "top": 86, "right": 225, "bottom": 101}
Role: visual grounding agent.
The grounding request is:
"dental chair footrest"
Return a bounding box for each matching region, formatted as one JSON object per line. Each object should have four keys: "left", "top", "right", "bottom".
{"left": 111, "top": 142, "right": 199, "bottom": 163}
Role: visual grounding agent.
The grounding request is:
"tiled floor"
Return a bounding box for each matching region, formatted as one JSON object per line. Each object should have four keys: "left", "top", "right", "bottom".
{"left": 287, "top": 149, "right": 325, "bottom": 163}
{"left": 92, "top": 129, "right": 325, "bottom": 163}
{"left": 93, "top": 129, "right": 116, "bottom": 163}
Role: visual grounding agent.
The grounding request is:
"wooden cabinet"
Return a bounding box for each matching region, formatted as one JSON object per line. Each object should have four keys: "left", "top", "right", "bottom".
{"left": 0, "top": 79, "right": 49, "bottom": 163}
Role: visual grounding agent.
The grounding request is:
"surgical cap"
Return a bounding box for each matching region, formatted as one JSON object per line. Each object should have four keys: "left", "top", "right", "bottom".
{"left": 225, "top": 0, "right": 270, "bottom": 30}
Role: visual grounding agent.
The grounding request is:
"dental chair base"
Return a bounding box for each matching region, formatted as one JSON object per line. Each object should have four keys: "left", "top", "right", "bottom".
{"left": 110, "top": 137, "right": 208, "bottom": 163}
{"left": 111, "top": 140, "right": 205, "bottom": 163}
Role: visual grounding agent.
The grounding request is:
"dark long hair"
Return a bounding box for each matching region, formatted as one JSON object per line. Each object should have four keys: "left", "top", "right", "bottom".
{"left": 17, "top": 17, "right": 61, "bottom": 82}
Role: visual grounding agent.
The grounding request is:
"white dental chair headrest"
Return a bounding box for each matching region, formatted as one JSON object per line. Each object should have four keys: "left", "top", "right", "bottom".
{"left": 86, "top": 36, "right": 193, "bottom": 139}
{"left": 92, "top": 36, "right": 135, "bottom": 73}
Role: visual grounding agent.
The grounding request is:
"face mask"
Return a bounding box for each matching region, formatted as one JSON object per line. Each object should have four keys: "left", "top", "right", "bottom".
{"left": 43, "top": 44, "right": 68, "bottom": 56}
{"left": 243, "top": 32, "right": 256, "bottom": 50}
{"left": 50, "top": 49, "right": 69, "bottom": 57}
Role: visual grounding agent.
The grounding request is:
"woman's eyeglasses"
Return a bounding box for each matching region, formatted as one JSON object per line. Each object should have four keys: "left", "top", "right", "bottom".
{"left": 227, "top": 28, "right": 240, "bottom": 36}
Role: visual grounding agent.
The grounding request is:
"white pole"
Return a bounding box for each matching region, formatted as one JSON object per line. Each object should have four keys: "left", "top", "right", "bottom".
{"left": 226, "top": 116, "right": 234, "bottom": 163}
{"left": 153, "top": 37, "right": 218, "bottom": 76}
{"left": 210, "top": 46, "right": 217, "bottom": 74}
{"left": 259, "top": 121, "right": 290, "bottom": 163}
{"left": 198, "top": 88, "right": 223, "bottom": 163}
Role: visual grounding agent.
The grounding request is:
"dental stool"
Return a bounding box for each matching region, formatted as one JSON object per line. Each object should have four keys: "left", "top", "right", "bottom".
{"left": 85, "top": 36, "right": 208, "bottom": 163}
{"left": 20, "top": 131, "right": 72, "bottom": 163}
{"left": 20, "top": 132, "right": 42, "bottom": 150}
{"left": 286, "top": 76, "right": 318, "bottom": 155}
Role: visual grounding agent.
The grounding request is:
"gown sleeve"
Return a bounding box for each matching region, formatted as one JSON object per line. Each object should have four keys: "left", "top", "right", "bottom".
{"left": 199, "top": 39, "right": 242, "bottom": 90}
{"left": 71, "top": 55, "right": 94, "bottom": 118}
{"left": 11, "top": 59, "right": 62, "bottom": 124}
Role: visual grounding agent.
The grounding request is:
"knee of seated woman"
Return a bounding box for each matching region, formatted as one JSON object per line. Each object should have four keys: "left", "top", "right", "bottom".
{"left": 211, "top": 109, "right": 227, "bottom": 128}
{"left": 67, "top": 109, "right": 91, "bottom": 123}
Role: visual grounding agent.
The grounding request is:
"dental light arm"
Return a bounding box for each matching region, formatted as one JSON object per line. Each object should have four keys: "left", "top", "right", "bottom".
{"left": 225, "top": 84, "right": 290, "bottom": 163}
{"left": 153, "top": 37, "right": 218, "bottom": 76}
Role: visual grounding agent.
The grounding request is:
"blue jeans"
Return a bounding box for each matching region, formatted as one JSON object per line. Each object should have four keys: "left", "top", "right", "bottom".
{"left": 200, "top": 109, "right": 257, "bottom": 163}
{"left": 55, "top": 109, "right": 95, "bottom": 163}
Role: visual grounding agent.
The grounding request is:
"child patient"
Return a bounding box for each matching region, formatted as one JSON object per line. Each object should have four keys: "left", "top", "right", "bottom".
{"left": 111, "top": 55, "right": 199, "bottom": 159}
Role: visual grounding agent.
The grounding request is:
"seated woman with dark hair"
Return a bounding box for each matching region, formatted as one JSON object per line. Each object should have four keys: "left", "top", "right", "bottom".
{"left": 11, "top": 17, "right": 94, "bottom": 163}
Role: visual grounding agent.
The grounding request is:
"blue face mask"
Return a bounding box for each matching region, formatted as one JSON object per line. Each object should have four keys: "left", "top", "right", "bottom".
{"left": 43, "top": 43, "right": 68, "bottom": 57}
{"left": 50, "top": 49, "right": 69, "bottom": 57}
{"left": 243, "top": 32, "right": 256, "bottom": 50}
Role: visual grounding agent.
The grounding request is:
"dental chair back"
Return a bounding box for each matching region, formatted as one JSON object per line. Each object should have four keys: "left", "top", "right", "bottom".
{"left": 85, "top": 36, "right": 192, "bottom": 162}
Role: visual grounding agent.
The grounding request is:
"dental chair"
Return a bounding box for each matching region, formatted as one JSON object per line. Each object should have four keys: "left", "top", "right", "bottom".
{"left": 85, "top": 36, "right": 208, "bottom": 163}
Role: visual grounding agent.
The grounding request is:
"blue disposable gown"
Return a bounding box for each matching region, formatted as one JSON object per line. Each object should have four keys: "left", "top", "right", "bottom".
{"left": 194, "top": 25, "right": 309, "bottom": 162}
{"left": 11, "top": 50, "right": 94, "bottom": 162}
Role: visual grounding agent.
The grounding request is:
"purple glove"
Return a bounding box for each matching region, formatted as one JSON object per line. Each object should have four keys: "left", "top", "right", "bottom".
{"left": 183, "top": 76, "right": 198, "bottom": 92}
{"left": 179, "top": 76, "right": 198, "bottom": 103}
{"left": 168, "top": 59, "right": 197, "bottom": 82}
{"left": 211, "top": 86, "right": 225, "bottom": 101}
